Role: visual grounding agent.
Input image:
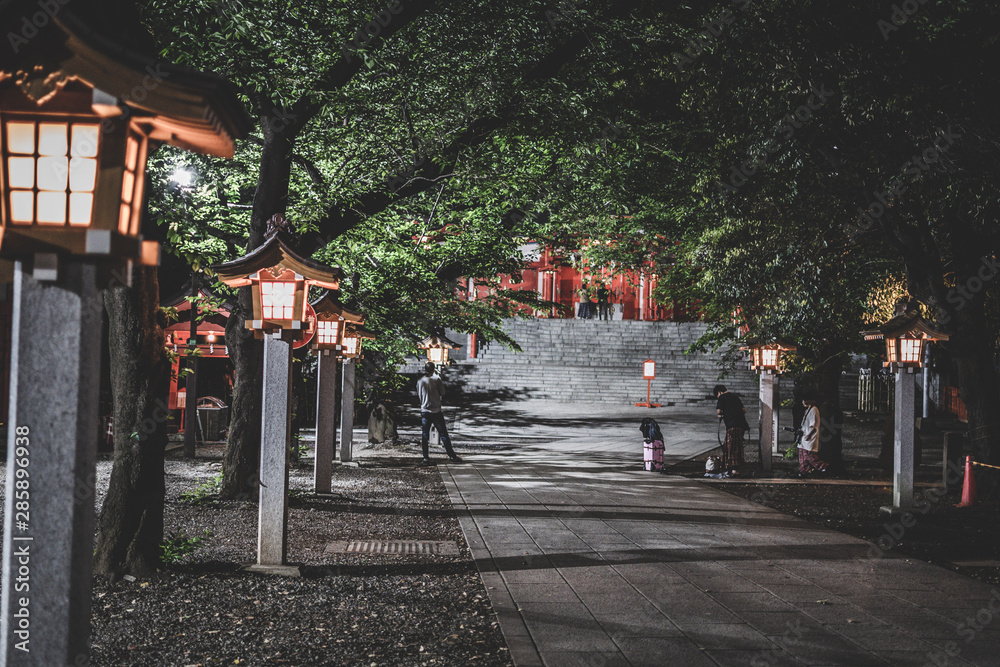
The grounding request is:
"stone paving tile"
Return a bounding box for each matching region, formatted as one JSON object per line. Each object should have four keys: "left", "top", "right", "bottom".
{"left": 613, "top": 636, "right": 719, "bottom": 667}
{"left": 499, "top": 566, "right": 565, "bottom": 585}
{"left": 683, "top": 622, "right": 777, "bottom": 651}
{"left": 759, "top": 584, "right": 843, "bottom": 605}
{"left": 595, "top": 610, "right": 684, "bottom": 639}
{"left": 680, "top": 573, "right": 766, "bottom": 593}
{"left": 878, "top": 612, "right": 961, "bottom": 638}
{"left": 538, "top": 650, "right": 630, "bottom": 667}
{"left": 829, "top": 621, "right": 939, "bottom": 652}
{"left": 704, "top": 648, "right": 806, "bottom": 667}
{"left": 656, "top": 595, "right": 745, "bottom": 628}
{"left": 771, "top": 632, "right": 888, "bottom": 665}
{"left": 740, "top": 611, "right": 830, "bottom": 636}
{"left": 709, "top": 590, "right": 800, "bottom": 613}
{"left": 872, "top": 650, "right": 973, "bottom": 667}
{"left": 505, "top": 582, "right": 581, "bottom": 603}
{"left": 519, "top": 605, "right": 617, "bottom": 653}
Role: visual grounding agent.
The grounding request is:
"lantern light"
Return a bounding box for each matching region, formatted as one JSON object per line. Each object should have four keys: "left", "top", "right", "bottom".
{"left": 0, "top": 15, "right": 251, "bottom": 266}
{"left": 211, "top": 221, "right": 344, "bottom": 339}
{"left": 417, "top": 332, "right": 461, "bottom": 365}
{"left": 310, "top": 291, "right": 363, "bottom": 355}
{"left": 861, "top": 310, "right": 948, "bottom": 370}
{"left": 342, "top": 325, "right": 376, "bottom": 359}
{"left": 740, "top": 341, "right": 797, "bottom": 373}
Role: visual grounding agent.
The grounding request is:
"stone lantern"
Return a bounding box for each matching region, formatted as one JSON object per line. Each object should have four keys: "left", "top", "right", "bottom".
{"left": 862, "top": 309, "right": 949, "bottom": 511}
{"left": 0, "top": 2, "right": 250, "bottom": 663}
{"left": 213, "top": 227, "right": 343, "bottom": 574}
{"left": 740, "top": 341, "right": 798, "bottom": 474}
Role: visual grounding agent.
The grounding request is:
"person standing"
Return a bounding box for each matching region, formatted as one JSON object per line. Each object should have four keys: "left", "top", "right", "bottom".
{"left": 596, "top": 284, "right": 611, "bottom": 320}
{"left": 713, "top": 384, "right": 749, "bottom": 475}
{"left": 417, "top": 362, "right": 461, "bottom": 464}
{"left": 797, "top": 396, "right": 828, "bottom": 476}
{"left": 576, "top": 285, "right": 592, "bottom": 319}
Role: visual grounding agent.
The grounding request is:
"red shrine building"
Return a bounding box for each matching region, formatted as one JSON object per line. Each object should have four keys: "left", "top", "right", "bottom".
{"left": 462, "top": 240, "right": 696, "bottom": 321}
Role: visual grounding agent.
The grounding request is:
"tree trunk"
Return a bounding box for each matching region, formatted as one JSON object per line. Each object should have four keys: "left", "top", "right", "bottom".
{"left": 219, "top": 105, "right": 303, "bottom": 499}
{"left": 94, "top": 265, "right": 169, "bottom": 579}
{"left": 219, "top": 287, "right": 262, "bottom": 499}
{"left": 948, "top": 301, "right": 1000, "bottom": 466}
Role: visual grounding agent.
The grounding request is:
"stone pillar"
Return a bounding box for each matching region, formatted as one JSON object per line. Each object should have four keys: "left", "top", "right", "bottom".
{"left": 893, "top": 368, "right": 916, "bottom": 510}
{"left": 246, "top": 334, "right": 298, "bottom": 575}
{"left": 1, "top": 260, "right": 102, "bottom": 666}
{"left": 759, "top": 372, "right": 778, "bottom": 474}
{"left": 313, "top": 351, "right": 338, "bottom": 493}
{"left": 340, "top": 358, "right": 356, "bottom": 463}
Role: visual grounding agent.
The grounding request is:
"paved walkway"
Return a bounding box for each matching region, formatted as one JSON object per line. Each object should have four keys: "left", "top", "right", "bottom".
{"left": 432, "top": 401, "right": 1000, "bottom": 667}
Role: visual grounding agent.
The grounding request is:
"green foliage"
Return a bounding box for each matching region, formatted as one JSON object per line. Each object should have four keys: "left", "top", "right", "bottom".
{"left": 179, "top": 473, "right": 223, "bottom": 504}
{"left": 160, "top": 529, "right": 212, "bottom": 565}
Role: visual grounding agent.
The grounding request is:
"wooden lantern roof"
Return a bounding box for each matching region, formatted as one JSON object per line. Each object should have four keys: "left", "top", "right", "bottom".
{"left": 0, "top": 0, "right": 251, "bottom": 157}
{"left": 417, "top": 332, "right": 461, "bottom": 351}
{"left": 311, "top": 292, "right": 364, "bottom": 323}
{"left": 212, "top": 232, "right": 344, "bottom": 290}
{"left": 738, "top": 340, "right": 797, "bottom": 353}
{"left": 860, "top": 311, "right": 950, "bottom": 343}
{"left": 345, "top": 324, "right": 377, "bottom": 342}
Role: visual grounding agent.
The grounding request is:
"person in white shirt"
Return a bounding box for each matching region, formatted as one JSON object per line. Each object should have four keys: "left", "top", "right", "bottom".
{"left": 416, "top": 362, "right": 461, "bottom": 464}
{"left": 797, "top": 397, "right": 828, "bottom": 476}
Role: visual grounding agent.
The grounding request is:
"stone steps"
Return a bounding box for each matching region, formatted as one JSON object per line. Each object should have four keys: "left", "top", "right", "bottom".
{"left": 401, "top": 319, "right": 759, "bottom": 404}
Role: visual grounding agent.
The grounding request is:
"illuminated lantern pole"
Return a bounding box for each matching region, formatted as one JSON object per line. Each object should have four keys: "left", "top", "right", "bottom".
{"left": 862, "top": 311, "right": 948, "bottom": 511}
{"left": 635, "top": 359, "right": 661, "bottom": 408}
{"left": 0, "top": 4, "right": 249, "bottom": 663}
{"left": 309, "top": 293, "right": 362, "bottom": 493}
{"left": 213, "top": 225, "right": 343, "bottom": 574}
{"left": 740, "top": 342, "right": 796, "bottom": 475}
{"left": 339, "top": 324, "right": 376, "bottom": 463}
{"left": 417, "top": 331, "right": 461, "bottom": 365}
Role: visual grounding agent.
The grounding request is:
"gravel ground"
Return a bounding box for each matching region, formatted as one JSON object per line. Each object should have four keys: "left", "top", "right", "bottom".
{"left": 2, "top": 440, "right": 512, "bottom": 667}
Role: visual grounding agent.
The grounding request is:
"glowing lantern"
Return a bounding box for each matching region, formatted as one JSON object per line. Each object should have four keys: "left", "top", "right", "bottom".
{"left": 310, "top": 292, "right": 363, "bottom": 354}
{"left": 212, "top": 222, "right": 343, "bottom": 338}
{"left": 861, "top": 311, "right": 948, "bottom": 370}
{"left": 342, "top": 325, "right": 375, "bottom": 359}
{"left": 1, "top": 25, "right": 250, "bottom": 264}
{"left": 740, "top": 342, "right": 797, "bottom": 373}
{"left": 417, "top": 332, "right": 461, "bottom": 364}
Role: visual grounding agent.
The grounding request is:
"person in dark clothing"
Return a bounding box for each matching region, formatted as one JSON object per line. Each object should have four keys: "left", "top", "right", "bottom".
{"left": 713, "top": 384, "right": 749, "bottom": 474}
{"left": 596, "top": 284, "right": 611, "bottom": 320}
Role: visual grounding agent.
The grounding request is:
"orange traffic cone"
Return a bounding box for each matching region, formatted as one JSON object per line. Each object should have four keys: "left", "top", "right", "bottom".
{"left": 957, "top": 455, "right": 977, "bottom": 508}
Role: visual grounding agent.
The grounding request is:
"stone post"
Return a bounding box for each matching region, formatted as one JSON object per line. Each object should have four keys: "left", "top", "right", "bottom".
{"left": 892, "top": 368, "right": 916, "bottom": 510}
{"left": 1, "top": 260, "right": 102, "bottom": 666}
{"left": 313, "top": 351, "right": 338, "bottom": 493}
{"left": 758, "top": 371, "right": 778, "bottom": 474}
{"left": 340, "top": 358, "right": 356, "bottom": 463}
{"left": 245, "top": 333, "right": 299, "bottom": 576}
